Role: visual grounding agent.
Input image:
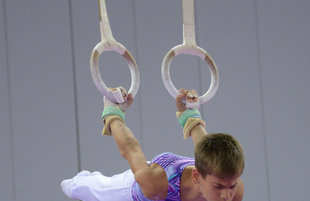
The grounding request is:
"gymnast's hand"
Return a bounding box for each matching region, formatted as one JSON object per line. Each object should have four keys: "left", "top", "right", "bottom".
{"left": 175, "top": 89, "right": 199, "bottom": 112}
{"left": 104, "top": 87, "right": 134, "bottom": 112}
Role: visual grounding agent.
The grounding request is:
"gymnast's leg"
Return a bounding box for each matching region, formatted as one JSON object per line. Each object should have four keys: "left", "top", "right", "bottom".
{"left": 61, "top": 169, "right": 135, "bottom": 200}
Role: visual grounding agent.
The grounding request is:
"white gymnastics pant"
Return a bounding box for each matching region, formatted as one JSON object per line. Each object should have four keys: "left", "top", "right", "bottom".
{"left": 61, "top": 169, "right": 135, "bottom": 201}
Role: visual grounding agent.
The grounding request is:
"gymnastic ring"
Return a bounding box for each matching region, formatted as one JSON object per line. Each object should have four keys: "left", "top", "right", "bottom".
{"left": 90, "top": 41, "right": 140, "bottom": 103}
{"left": 161, "top": 44, "right": 219, "bottom": 104}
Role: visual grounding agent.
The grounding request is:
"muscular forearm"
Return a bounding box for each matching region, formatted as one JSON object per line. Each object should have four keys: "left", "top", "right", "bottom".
{"left": 110, "top": 120, "right": 149, "bottom": 173}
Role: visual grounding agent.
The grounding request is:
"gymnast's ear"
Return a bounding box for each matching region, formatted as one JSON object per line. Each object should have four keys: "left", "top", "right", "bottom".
{"left": 192, "top": 167, "right": 201, "bottom": 184}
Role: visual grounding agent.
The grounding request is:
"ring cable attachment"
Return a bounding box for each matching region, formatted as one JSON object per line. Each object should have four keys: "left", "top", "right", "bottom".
{"left": 90, "top": 0, "right": 140, "bottom": 103}
{"left": 161, "top": 0, "right": 219, "bottom": 108}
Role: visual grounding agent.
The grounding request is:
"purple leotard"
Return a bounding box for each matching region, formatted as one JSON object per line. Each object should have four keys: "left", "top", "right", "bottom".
{"left": 131, "top": 152, "right": 195, "bottom": 201}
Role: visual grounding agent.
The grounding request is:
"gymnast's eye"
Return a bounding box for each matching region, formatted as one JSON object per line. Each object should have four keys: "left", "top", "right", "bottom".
{"left": 230, "top": 184, "right": 238, "bottom": 189}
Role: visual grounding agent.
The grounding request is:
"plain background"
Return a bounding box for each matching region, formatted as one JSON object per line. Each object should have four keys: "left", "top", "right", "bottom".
{"left": 1, "top": 0, "right": 309, "bottom": 200}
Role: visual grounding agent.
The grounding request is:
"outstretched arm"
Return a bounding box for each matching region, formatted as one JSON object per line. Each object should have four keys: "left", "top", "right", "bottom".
{"left": 110, "top": 118, "right": 168, "bottom": 200}
{"left": 103, "top": 91, "right": 148, "bottom": 174}
{"left": 104, "top": 88, "right": 168, "bottom": 200}
{"left": 175, "top": 89, "right": 208, "bottom": 146}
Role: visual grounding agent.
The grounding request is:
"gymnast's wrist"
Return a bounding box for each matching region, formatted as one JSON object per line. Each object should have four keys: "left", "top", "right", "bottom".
{"left": 190, "top": 123, "right": 204, "bottom": 133}
{"left": 101, "top": 107, "right": 126, "bottom": 136}
{"left": 177, "top": 108, "right": 201, "bottom": 127}
{"left": 110, "top": 118, "right": 125, "bottom": 128}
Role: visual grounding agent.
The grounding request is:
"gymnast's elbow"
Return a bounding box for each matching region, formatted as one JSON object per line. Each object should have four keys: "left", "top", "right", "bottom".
{"left": 135, "top": 167, "right": 168, "bottom": 200}
{"left": 138, "top": 182, "right": 167, "bottom": 200}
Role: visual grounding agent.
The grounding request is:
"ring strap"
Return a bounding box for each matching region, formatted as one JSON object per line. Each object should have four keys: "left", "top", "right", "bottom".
{"left": 182, "top": 0, "right": 196, "bottom": 47}
{"left": 98, "top": 0, "right": 114, "bottom": 42}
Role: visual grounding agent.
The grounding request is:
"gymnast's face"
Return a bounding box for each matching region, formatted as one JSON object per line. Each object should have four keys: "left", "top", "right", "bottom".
{"left": 193, "top": 170, "right": 240, "bottom": 201}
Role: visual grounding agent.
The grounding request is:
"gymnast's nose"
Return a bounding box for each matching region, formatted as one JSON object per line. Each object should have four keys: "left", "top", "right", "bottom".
{"left": 220, "top": 189, "right": 232, "bottom": 200}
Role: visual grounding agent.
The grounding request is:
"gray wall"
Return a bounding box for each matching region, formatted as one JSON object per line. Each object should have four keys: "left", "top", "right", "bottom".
{"left": 1, "top": 0, "right": 309, "bottom": 200}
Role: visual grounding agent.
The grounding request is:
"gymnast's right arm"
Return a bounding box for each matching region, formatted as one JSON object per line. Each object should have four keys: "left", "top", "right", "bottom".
{"left": 175, "top": 89, "right": 208, "bottom": 146}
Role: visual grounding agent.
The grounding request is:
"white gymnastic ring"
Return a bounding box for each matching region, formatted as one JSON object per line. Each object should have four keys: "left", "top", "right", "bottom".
{"left": 90, "top": 41, "right": 140, "bottom": 102}
{"left": 161, "top": 45, "right": 219, "bottom": 104}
